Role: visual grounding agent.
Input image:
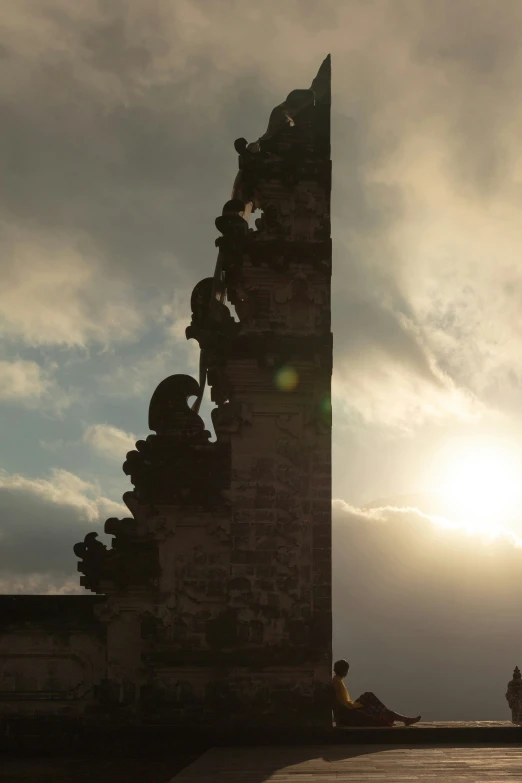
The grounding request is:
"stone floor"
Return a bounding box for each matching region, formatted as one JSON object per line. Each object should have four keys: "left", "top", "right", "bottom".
{"left": 0, "top": 754, "right": 201, "bottom": 783}
{"left": 3, "top": 744, "right": 522, "bottom": 783}
{"left": 171, "top": 744, "right": 522, "bottom": 782}
{"left": 2, "top": 724, "right": 521, "bottom": 782}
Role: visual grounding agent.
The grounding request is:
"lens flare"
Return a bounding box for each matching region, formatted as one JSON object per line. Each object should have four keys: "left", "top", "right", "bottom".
{"left": 320, "top": 396, "right": 332, "bottom": 417}
{"left": 275, "top": 366, "right": 299, "bottom": 391}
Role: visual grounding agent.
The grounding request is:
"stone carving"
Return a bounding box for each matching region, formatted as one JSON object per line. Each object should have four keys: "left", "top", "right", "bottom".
{"left": 506, "top": 666, "right": 522, "bottom": 724}
{"left": 104, "top": 516, "right": 138, "bottom": 538}
{"left": 214, "top": 198, "right": 251, "bottom": 302}
{"left": 186, "top": 279, "right": 238, "bottom": 406}
{"left": 123, "top": 375, "right": 230, "bottom": 508}
{"left": 215, "top": 199, "right": 250, "bottom": 249}
{"left": 73, "top": 530, "right": 158, "bottom": 594}
{"left": 246, "top": 55, "right": 330, "bottom": 154}
{"left": 227, "top": 281, "right": 257, "bottom": 325}
{"left": 273, "top": 276, "right": 324, "bottom": 332}
{"left": 231, "top": 140, "right": 270, "bottom": 206}
{"left": 147, "top": 374, "right": 208, "bottom": 438}
{"left": 211, "top": 400, "right": 252, "bottom": 438}
{"left": 73, "top": 533, "right": 112, "bottom": 592}
{"left": 254, "top": 203, "right": 288, "bottom": 237}
{"left": 192, "top": 200, "right": 248, "bottom": 334}
{"left": 230, "top": 55, "right": 331, "bottom": 242}
{"left": 0, "top": 653, "right": 91, "bottom": 700}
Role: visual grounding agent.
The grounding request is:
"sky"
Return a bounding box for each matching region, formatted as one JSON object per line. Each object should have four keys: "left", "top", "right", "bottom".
{"left": 1, "top": 0, "right": 522, "bottom": 720}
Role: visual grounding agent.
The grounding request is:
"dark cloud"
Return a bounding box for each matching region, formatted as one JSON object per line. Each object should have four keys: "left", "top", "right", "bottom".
{"left": 0, "top": 469, "right": 120, "bottom": 580}
{"left": 0, "top": 487, "right": 87, "bottom": 576}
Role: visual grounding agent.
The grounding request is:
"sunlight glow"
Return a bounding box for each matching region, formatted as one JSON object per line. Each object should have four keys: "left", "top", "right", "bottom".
{"left": 432, "top": 439, "right": 522, "bottom": 531}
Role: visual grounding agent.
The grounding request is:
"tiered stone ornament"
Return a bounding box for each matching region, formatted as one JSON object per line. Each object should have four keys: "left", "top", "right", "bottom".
{"left": 74, "top": 56, "right": 332, "bottom": 729}
{"left": 506, "top": 666, "right": 522, "bottom": 724}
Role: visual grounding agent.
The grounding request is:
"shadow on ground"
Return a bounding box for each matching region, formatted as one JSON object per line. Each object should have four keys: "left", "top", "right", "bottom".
{"left": 0, "top": 753, "right": 202, "bottom": 783}
{"left": 0, "top": 745, "right": 391, "bottom": 783}
{"left": 3, "top": 741, "right": 521, "bottom": 782}
{"left": 169, "top": 742, "right": 522, "bottom": 782}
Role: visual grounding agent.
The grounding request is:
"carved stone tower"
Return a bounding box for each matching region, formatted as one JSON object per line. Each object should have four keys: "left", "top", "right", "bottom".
{"left": 74, "top": 56, "right": 332, "bottom": 731}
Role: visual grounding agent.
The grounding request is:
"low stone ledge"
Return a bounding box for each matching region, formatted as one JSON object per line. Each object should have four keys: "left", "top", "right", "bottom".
{"left": 329, "top": 721, "right": 522, "bottom": 745}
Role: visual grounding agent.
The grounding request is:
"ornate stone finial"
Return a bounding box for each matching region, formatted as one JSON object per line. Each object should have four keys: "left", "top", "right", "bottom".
{"left": 186, "top": 278, "right": 236, "bottom": 343}
{"left": 215, "top": 200, "right": 250, "bottom": 258}
{"left": 73, "top": 532, "right": 112, "bottom": 593}
{"left": 148, "top": 374, "right": 208, "bottom": 437}
{"left": 73, "top": 527, "right": 159, "bottom": 594}
{"left": 506, "top": 666, "right": 522, "bottom": 724}
{"left": 121, "top": 374, "right": 229, "bottom": 508}
{"left": 245, "top": 54, "right": 331, "bottom": 155}
{"left": 229, "top": 56, "right": 331, "bottom": 245}
{"left": 185, "top": 279, "right": 238, "bottom": 407}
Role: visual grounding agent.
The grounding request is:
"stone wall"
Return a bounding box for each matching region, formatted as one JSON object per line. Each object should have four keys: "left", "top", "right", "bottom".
{"left": 0, "top": 596, "right": 106, "bottom": 716}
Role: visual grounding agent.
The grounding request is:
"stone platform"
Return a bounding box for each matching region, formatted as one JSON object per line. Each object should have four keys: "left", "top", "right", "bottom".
{"left": 2, "top": 738, "right": 522, "bottom": 782}
{"left": 330, "top": 720, "right": 522, "bottom": 744}
{"left": 171, "top": 743, "right": 522, "bottom": 782}
{"left": 1, "top": 719, "right": 521, "bottom": 755}
{"left": 1, "top": 723, "right": 521, "bottom": 782}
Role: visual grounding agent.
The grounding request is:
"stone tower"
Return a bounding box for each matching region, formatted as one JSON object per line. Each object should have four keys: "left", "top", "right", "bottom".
{"left": 74, "top": 56, "right": 332, "bottom": 731}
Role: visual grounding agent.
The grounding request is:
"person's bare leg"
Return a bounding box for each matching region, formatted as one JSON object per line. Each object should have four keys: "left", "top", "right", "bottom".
{"left": 388, "top": 712, "right": 421, "bottom": 726}
{"left": 404, "top": 715, "right": 421, "bottom": 726}
{"left": 355, "top": 694, "right": 421, "bottom": 727}
{"left": 391, "top": 712, "right": 421, "bottom": 726}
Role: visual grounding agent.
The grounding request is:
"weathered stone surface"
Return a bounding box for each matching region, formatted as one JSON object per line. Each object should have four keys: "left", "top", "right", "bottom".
{"left": 0, "top": 597, "right": 106, "bottom": 715}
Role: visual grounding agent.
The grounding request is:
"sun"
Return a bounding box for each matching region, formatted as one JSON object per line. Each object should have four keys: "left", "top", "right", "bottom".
{"left": 432, "top": 439, "right": 522, "bottom": 526}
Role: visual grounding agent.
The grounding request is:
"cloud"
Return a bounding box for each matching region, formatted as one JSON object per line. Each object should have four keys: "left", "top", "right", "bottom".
{"left": 83, "top": 423, "right": 137, "bottom": 460}
{"left": 0, "top": 467, "right": 124, "bottom": 522}
{"left": 0, "top": 359, "right": 51, "bottom": 401}
{"left": 0, "top": 356, "right": 76, "bottom": 414}
{"left": 333, "top": 351, "right": 486, "bottom": 434}
{"left": 333, "top": 497, "right": 522, "bottom": 720}
{"left": 0, "top": 467, "right": 126, "bottom": 592}
{"left": 96, "top": 299, "right": 200, "bottom": 401}
{"left": 0, "top": 225, "right": 144, "bottom": 347}
{"left": 0, "top": 2, "right": 229, "bottom": 352}
{"left": 0, "top": 573, "right": 84, "bottom": 596}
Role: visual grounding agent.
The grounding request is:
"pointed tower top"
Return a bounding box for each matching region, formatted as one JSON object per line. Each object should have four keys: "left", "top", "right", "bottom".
{"left": 311, "top": 55, "right": 331, "bottom": 105}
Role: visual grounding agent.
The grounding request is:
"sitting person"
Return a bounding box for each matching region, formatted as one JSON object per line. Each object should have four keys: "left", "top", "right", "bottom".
{"left": 332, "top": 659, "right": 421, "bottom": 727}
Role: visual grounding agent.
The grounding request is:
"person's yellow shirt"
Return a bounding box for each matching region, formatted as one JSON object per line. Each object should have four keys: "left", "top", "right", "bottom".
{"left": 332, "top": 675, "right": 363, "bottom": 709}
